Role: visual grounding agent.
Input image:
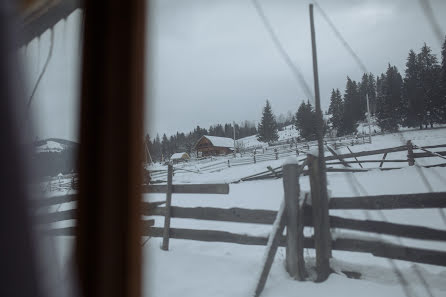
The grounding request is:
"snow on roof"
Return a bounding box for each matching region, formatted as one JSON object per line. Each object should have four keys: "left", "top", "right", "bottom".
{"left": 202, "top": 135, "right": 234, "bottom": 148}
{"left": 171, "top": 152, "right": 188, "bottom": 159}
{"left": 35, "top": 140, "right": 64, "bottom": 153}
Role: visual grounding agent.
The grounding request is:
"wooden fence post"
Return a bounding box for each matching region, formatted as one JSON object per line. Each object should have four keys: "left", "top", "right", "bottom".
{"left": 307, "top": 154, "right": 331, "bottom": 282}
{"left": 228, "top": 159, "right": 230, "bottom": 167}
{"left": 282, "top": 162, "right": 305, "bottom": 280}
{"left": 254, "top": 154, "right": 256, "bottom": 164}
{"left": 161, "top": 164, "right": 173, "bottom": 250}
{"left": 407, "top": 140, "right": 415, "bottom": 166}
{"left": 275, "top": 149, "right": 278, "bottom": 160}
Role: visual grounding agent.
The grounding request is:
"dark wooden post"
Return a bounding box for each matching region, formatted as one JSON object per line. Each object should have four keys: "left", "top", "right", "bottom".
{"left": 379, "top": 152, "right": 388, "bottom": 168}
{"left": 227, "top": 159, "right": 230, "bottom": 167}
{"left": 282, "top": 162, "right": 305, "bottom": 280}
{"left": 161, "top": 164, "right": 173, "bottom": 250}
{"left": 407, "top": 140, "right": 415, "bottom": 166}
{"left": 307, "top": 154, "right": 331, "bottom": 282}
{"left": 254, "top": 153, "right": 256, "bottom": 164}
{"left": 275, "top": 149, "right": 278, "bottom": 160}
{"left": 75, "top": 1, "right": 145, "bottom": 297}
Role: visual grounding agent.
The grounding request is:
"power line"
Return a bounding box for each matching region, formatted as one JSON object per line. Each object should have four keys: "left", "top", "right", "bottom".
{"left": 312, "top": 0, "right": 368, "bottom": 74}
{"left": 251, "top": 0, "right": 314, "bottom": 102}
{"left": 418, "top": 0, "right": 445, "bottom": 45}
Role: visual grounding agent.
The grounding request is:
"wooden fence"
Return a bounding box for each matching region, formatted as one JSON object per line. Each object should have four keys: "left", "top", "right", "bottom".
{"left": 37, "top": 145, "right": 446, "bottom": 293}
{"left": 239, "top": 142, "right": 446, "bottom": 182}
{"left": 147, "top": 134, "right": 372, "bottom": 182}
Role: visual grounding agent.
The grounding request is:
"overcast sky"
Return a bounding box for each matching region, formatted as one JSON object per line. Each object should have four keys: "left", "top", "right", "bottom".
{"left": 25, "top": 0, "right": 446, "bottom": 141}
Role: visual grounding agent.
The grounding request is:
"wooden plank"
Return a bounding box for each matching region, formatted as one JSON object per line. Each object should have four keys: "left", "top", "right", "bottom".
{"left": 267, "top": 166, "right": 280, "bottom": 179}
{"left": 45, "top": 219, "right": 154, "bottom": 236}
{"left": 37, "top": 209, "right": 76, "bottom": 224}
{"left": 283, "top": 163, "right": 301, "bottom": 278}
{"left": 420, "top": 144, "right": 446, "bottom": 149}
{"left": 254, "top": 202, "right": 286, "bottom": 297}
{"left": 326, "top": 159, "right": 408, "bottom": 165}
{"left": 46, "top": 226, "right": 446, "bottom": 267}
{"left": 414, "top": 149, "right": 446, "bottom": 160}
{"left": 32, "top": 194, "right": 77, "bottom": 208}
{"left": 413, "top": 151, "right": 446, "bottom": 158}
{"left": 333, "top": 238, "right": 446, "bottom": 267}
{"left": 143, "top": 183, "right": 229, "bottom": 194}
{"left": 326, "top": 145, "right": 351, "bottom": 167}
{"left": 329, "top": 192, "right": 446, "bottom": 209}
{"left": 307, "top": 154, "right": 331, "bottom": 282}
{"left": 147, "top": 226, "right": 283, "bottom": 246}
{"left": 379, "top": 152, "right": 388, "bottom": 168}
{"left": 140, "top": 201, "right": 165, "bottom": 215}
{"left": 346, "top": 146, "right": 363, "bottom": 168}
{"left": 297, "top": 193, "right": 308, "bottom": 280}
{"left": 329, "top": 215, "right": 446, "bottom": 242}
{"left": 161, "top": 164, "right": 173, "bottom": 250}
{"left": 324, "top": 145, "right": 408, "bottom": 161}
{"left": 407, "top": 140, "right": 415, "bottom": 166}
{"left": 150, "top": 206, "right": 278, "bottom": 224}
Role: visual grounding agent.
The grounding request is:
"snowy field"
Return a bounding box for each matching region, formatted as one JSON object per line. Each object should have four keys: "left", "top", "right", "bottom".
{"left": 48, "top": 127, "right": 446, "bottom": 297}
{"left": 143, "top": 127, "right": 446, "bottom": 297}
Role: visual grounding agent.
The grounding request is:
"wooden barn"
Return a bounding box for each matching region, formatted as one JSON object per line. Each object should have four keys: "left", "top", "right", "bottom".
{"left": 170, "top": 152, "right": 190, "bottom": 164}
{"left": 195, "top": 135, "right": 234, "bottom": 157}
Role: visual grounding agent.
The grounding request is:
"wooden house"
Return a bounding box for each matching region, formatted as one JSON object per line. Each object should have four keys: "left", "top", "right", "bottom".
{"left": 170, "top": 152, "right": 190, "bottom": 164}
{"left": 194, "top": 135, "right": 234, "bottom": 157}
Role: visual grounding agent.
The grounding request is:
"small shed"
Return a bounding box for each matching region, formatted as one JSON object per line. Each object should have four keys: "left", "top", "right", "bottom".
{"left": 170, "top": 152, "right": 190, "bottom": 164}
{"left": 195, "top": 135, "right": 234, "bottom": 157}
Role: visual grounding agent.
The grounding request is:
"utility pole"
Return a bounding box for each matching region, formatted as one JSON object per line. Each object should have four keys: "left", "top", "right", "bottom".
{"left": 366, "top": 93, "right": 372, "bottom": 143}
{"left": 233, "top": 121, "right": 236, "bottom": 157}
{"left": 309, "top": 3, "right": 331, "bottom": 282}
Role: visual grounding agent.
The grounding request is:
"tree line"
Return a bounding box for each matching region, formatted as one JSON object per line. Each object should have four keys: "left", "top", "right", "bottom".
{"left": 327, "top": 40, "right": 446, "bottom": 134}
{"left": 146, "top": 38, "right": 446, "bottom": 162}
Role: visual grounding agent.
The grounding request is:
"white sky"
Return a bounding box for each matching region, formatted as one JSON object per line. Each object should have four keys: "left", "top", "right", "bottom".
{"left": 23, "top": 0, "right": 446, "bottom": 141}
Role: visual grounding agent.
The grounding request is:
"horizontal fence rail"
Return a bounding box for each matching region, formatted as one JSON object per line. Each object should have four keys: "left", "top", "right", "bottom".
{"left": 143, "top": 227, "right": 446, "bottom": 267}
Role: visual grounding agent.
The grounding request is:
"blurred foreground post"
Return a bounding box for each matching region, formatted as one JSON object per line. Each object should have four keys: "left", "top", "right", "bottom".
{"left": 75, "top": 1, "right": 146, "bottom": 297}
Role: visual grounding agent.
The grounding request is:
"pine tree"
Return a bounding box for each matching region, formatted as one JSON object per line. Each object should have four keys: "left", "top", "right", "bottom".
{"left": 341, "top": 77, "right": 359, "bottom": 135}
{"left": 367, "top": 73, "right": 377, "bottom": 115}
{"left": 161, "top": 134, "right": 169, "bottom": 161}
{"left": 257, "top": 100, "right": 279, "bottom": 143}
{"left": 376, "top": 64, "right": 403, "bottom": 132}
{"left": 402, "top": 50, "right": 423, "bottom": 128}
{"left": 295, "top": 101, "right": 317, "bottom": 140}
{"left": 418, "top": 43, "right": 442, "bottom": 127}
{"left": 441, "top": 36, "right": 446, "bottom": 122}
{"left": 358, "top": 74, "right": 369, "bottom": 120}
{"left": 327, "top": 89, "right": 343, "bottom": 135}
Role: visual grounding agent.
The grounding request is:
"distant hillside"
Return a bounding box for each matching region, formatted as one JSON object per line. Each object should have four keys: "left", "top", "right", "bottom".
{"left": 32, "top": 138, "right": 79, "bottom": 178}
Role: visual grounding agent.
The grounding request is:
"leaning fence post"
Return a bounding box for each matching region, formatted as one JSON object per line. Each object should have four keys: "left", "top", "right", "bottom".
{"left": 282, "top": 161, "right": 305, "bottom": 280}
{"left": 407, "top": 140, "right": 415, "bottom": 166}
{"left": 161, "top": 164, "right": 173, "bottom": 250}
{"left": 307, "top": 154, "right": 331, "bottom": 282}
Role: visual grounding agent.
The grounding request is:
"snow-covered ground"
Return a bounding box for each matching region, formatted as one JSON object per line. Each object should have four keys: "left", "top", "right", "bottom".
{"left": 48, "top": 127, "right": 446, "bottom": 297}
{"left": 143, "top": 127, "right": 446, "bottom": 297}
